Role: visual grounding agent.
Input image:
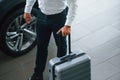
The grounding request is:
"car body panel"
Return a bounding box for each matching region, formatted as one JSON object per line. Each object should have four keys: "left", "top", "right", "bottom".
{"left": 0, "top": 0, "right": 26, "bottom": 27}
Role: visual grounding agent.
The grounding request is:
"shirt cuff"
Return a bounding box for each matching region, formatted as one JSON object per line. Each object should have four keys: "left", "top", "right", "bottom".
{"left": 65, "top": 20, "right": 72, "bottom": 27}
{"left": 24, "top": 5, "right": 33, "bottom": 13}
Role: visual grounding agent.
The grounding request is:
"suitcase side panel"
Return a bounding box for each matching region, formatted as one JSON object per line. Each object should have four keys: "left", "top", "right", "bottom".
{"left": 49, "top": 52, "right": 91, "bottom": 80}
{"left": 55, "top": 53, "right": 90, "bottom": 72}
{"left": 49, "top": 57, "right": 60, "bottom": 80}
{"left": 56, "top": 60, "right": 91, "bottom": 80}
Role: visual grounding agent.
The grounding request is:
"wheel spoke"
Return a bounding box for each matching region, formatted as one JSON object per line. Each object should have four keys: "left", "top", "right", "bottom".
{"left": 15, "top": 18, "right": 20, "bottom": 28}
{"left": 23, "top": 31, "right": 36, "bottom": 42}
{"left": 18, "top": 33, "right": 23, "bottom": 51}
{"left": 23, "top": 28, "right": 36, "bottom": 37}
{"left": 8, "top": 42, "right": 14, "bottom": 47}
{"left": 7, "top": 32, "right": 17, "bottom": 36}
{"left": 19, "top": 15, "right": 23, "bottom": 25}
{"left": 21, "top": 17, "right": 36, "bottom": 29}
{"left": 21, "top": 23, "right": 28, "bottom": 29}
{"left": 7, "top": 34, "right": 19, "bottom": 41}
{"left": 14, "top": 36, "right": 20, "bottom": 51}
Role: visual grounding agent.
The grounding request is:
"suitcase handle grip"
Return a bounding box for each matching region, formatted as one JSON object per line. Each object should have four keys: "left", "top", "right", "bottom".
{"left": 60, "top": 53, "right": 85, "bottom": 61}
{"left": 58, "top": 32, "right": 72, "bottom": 54}
{"left": 60, "top": 54, "right": 76, "bottom": 61}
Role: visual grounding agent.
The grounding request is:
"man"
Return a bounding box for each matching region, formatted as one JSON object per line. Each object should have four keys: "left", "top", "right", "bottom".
{"left": 24, "top": 0, "right": 77, "bottom": 80}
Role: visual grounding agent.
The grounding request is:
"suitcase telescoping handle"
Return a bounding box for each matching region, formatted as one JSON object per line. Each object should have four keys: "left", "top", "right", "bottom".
{"left": 68, "top": 34, "right": 72, "bottom": 54}
{"left": 58, "top": 32, "right": 72, "bottom": 54}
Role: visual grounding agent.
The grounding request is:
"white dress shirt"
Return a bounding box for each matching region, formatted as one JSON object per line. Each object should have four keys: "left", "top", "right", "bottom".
{"left": 24, "top": 0, "right": 77, "bottom": 26}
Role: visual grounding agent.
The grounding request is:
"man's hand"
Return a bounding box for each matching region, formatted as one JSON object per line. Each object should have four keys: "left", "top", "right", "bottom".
{"left": 57, "top": 25, "right": 71, "bottom": 37}
{"left": 23, "top": 13, "right": 32, "bottom": 23}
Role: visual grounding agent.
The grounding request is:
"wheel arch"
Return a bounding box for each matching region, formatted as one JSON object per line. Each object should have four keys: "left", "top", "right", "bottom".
{"left": 0, "top": 2, "right": 38, "bottom": 31}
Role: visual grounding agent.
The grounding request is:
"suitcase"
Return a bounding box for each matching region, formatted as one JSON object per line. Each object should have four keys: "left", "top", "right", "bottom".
{"left": 49, "top": 34, "right": 91, "bottom": 80}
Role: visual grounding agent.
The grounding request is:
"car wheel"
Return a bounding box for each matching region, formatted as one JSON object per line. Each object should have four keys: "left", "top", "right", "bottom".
{"left": 0, "top": 8, "right": 37, "bottom": 57}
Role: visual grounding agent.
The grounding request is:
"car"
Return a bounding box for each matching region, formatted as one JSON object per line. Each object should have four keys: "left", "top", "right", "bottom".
{"left": 0, "top": 0, "right": 38, "bottom": 57}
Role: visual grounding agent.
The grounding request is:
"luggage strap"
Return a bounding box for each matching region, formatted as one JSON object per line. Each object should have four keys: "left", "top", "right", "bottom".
{"left": 52, "top": 53, "right": 85, "bottom": 80}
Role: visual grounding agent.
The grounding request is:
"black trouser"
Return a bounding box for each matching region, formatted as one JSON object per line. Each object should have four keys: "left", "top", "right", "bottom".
{"left": 34, "top": 7, "right": 68, "bottom": 77}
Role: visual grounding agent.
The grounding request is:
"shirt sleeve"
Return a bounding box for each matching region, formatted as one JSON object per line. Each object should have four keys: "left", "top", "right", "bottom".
{"left": 24, "top": 0, "right": 36, "bottom": 13}
{"left": 65, "top": 0, "right": 78, "bottom": 27}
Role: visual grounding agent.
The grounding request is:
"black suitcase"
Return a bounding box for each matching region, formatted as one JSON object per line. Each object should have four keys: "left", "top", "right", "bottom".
{"left": 49, "top": 34, "right": 91, "bottom": 80}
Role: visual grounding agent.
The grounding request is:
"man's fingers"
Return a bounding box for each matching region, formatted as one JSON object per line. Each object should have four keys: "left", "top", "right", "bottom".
{"left": 63, "top": 32, "right": 69, "bottom": 36}
{"left": 25, "top": 18, "right": 31, "bottom": 23}
{"left": 63, "top": 30, "right": 70, "bottom": 36}
{"left": 56, "top": 26, "right": 71, "bottom": 36}
{"left": 56, "top": 29, "right": 61, "bottom": 34}
{"left": 23, "top": 13, "right": 32, "bottom": 23}
{"left": 56, "top": 30, "right": 70, "bottom": 36}
{"left": 56, "top": 29, "right": 65, "bottom": 37}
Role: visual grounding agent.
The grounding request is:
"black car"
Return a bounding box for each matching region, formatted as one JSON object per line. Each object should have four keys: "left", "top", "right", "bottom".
{"left": 0, "top": 0, "right": 38, "bottom": 56}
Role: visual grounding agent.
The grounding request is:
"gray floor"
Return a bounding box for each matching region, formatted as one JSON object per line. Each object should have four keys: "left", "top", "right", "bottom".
{"left": 0, "top": 0, "right": 120, "bottom": 80}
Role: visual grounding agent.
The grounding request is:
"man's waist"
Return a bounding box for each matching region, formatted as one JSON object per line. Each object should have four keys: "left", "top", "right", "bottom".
{"left": 40, "top": 5, "right": 67, "bottom": 14}
{"left": 39, "top": 7, "right": 68, "bottom": 18}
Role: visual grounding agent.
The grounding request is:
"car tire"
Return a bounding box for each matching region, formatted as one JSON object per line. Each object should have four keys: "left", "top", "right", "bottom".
{"left": 0, "top": 8, "right": 38, "bottom": 57}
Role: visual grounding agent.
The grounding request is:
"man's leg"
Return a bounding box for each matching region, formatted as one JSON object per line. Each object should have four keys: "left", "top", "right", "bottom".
{"left": 52, "top": 8, "right": 68, "bottom": 57}
{"left": 53, "top": 31, "right": 67, "bottom": 57}
{"left": 52, "top": 16, "right": 67, "bottom": 57}
{"left": 31, "top": 10, "right": 52, "bottom": 80}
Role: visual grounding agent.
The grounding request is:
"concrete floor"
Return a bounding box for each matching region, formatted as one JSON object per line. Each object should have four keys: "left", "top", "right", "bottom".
{"left": 0, "top": 0, "right": 120, "bottom": 80}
